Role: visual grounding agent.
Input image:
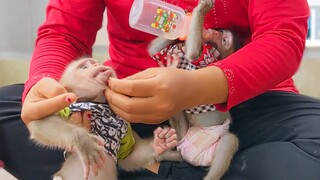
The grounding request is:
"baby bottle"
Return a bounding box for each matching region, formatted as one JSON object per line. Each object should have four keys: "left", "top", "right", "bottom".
{"left": 129, "top": 0, "right": 191, "bottom": 40}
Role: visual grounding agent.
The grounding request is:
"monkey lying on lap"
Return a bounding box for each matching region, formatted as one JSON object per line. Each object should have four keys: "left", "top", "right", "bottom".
{"left": 148, "top": 0, "right": 240, "bottom": 180}
{"left": 28, "top": 58, "right": 178, "bottom": 180}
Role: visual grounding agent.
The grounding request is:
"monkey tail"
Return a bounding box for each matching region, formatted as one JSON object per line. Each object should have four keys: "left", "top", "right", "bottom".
{"left": 204, "top": 132, "right": 239, "bottom": 180}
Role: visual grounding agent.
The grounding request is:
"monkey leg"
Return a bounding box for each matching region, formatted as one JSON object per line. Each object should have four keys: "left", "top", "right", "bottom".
{"left": 204, "top": 132, "right": 239, "bottom": 180}
{"left": 54, "top": 153, "right": 117, "bottom": 180}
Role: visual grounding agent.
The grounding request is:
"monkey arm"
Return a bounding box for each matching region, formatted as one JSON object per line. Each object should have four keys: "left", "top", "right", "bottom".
{"left": 28, "top": 115, "right": 103, "bottom": 152}
{"left": 148, "top": 37, "right": 176, "bottom": 56}
{"left": 117, "top": 131, "right": 157, "bottom": 171}
{"left": 28, "top": 115, "right": 106, "bottom": 179}
{"left": 185, "top": 0, "right": 214, "bottom": 61}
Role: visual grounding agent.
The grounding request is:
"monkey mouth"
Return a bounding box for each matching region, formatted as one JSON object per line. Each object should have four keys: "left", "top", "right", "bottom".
{"left": 93, "top": 67, "right": 115, "bottom": 85}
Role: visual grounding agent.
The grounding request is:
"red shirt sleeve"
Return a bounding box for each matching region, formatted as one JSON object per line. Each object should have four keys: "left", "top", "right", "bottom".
{"left": 213, "top": 0, "right": 310, "bottom": 111}
{"left": 22, "top": 0, "right": 105, "bottom": 101}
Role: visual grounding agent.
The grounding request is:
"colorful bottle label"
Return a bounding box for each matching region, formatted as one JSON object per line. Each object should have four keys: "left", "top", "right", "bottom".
{"left": 151, "top": 7, "right": 178, "bottom": 33}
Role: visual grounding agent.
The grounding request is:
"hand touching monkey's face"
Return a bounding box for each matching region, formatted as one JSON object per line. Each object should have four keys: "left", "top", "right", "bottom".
{"left": 60, "top": 58, "right": 116, "bottom": 101}
{"left": 203, "top": 29, "right": 235, "bottom": 59}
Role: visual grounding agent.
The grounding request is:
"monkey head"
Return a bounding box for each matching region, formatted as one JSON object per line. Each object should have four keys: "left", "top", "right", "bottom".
{"left": 60, "top": 58, "right": 116, "bottom": 102}
{"left": 203, "top": 29, "right": 239, "bottom": 59}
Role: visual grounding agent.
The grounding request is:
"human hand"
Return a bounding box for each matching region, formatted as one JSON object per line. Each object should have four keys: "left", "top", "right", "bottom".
{"left": 105, "top": 67, "right": 197, "bottom": 124}
{"left": 105, "top": 66, "right": 228, "bottom": 124}
{"left": 21, "top": 77, "right": 77, "bottom": 125}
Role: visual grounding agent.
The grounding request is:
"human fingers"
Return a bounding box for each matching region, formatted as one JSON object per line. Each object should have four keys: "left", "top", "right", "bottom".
{"left": 106, "top": 86, "right": 178, "bottom": 124}
{"left": 105, "top": 88, "right": 157, "bottom": 114}
{"left": 21, "top": 93, "right": 76, "bottom": 124}
{"left": 21, "top": 77, "right": 77, "bottom": 124}
{"left": 107, "top": 102, "right": 168, "bottom": 124}
{"left": 107, "top": 76, "right": 157, "bottom": 98}
{"left": 106, "top": 68, "right": 193, "bottom": 123}
{"left": 22, "top": 93, "right": 76, "bottom": 118}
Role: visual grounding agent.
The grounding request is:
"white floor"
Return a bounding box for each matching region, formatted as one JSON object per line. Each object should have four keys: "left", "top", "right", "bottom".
{"left": 0, "top": 169, "right": 17, "bottom": 180}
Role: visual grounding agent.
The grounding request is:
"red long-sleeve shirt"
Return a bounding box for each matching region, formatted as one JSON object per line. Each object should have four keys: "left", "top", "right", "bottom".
{"left": 23, "top": 0, "right": 310, "bottom": 111}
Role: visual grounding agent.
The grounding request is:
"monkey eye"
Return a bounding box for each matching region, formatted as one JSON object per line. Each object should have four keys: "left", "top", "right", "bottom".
{"left": 222, "top": 38, "right": 227, "bottom": 46}
{"left": 78, "top": 65, "right": 88, "bottom": 70}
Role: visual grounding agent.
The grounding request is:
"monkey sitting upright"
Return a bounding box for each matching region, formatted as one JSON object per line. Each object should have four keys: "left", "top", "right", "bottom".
{"left": 148, "top": 0, "right": 240, "bottom": 180}
{"left": 28, "top": 58, "right": 178, "bottom": 180}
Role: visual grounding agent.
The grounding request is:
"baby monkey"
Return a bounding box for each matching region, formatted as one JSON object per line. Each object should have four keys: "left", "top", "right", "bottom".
{"left": 149, "top": 0, "right": 240, "bottom": 66}
{"left": 148, "top": 0, "right": 240, "bottom": 180}
{"left": 28, "top": 58, "right": 178, "bottom": 180}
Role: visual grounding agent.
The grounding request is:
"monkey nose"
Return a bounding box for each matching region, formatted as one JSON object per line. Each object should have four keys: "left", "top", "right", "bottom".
{"left": 212, "top": 29, "right": 221, "bottom": 37}
{"left": 203, "top": 29, "right": 220, "bottom": 42}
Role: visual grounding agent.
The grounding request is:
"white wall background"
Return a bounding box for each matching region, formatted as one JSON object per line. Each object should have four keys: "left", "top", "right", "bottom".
{"left": 0, "top": 0, "right": 108, "bottom": 61}
{"left": 0, "top": 0, "right": 46, "bottom": 60}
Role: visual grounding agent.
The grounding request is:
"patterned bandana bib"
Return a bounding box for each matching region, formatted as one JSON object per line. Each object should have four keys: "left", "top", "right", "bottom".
{"left": 69, "top": 102, "right": 128, "bottom": 163}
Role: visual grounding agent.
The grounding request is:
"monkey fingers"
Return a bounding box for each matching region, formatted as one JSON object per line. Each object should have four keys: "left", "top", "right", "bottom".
{"left": 163, "top": 128, "right": 178, "bottom": 149}
{"left": 77, "top": 134, "right": 106, "bottom": 179}
{"left": 165, "top": 54, "right": 180, "bottom": 68}
{"left": 155, "top": 127, "right": 168, "bottom": 139}
{"left": 153, "top": 127, "right": 178, "bottom": 155}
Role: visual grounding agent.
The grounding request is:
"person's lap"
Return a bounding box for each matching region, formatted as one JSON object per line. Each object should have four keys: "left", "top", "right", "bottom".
{"left": 0, "top": 84, "right": 165, "bottom": 180}
{"left": 0, "top": 84, "right": 65, "bottom": 180}
{"left": 1, "top": 84, "right": 320, "bottom": 180}
{"left": 225, "top": 91, "right": 320, "bottom": 179}
{"left": 156, "top": 91, "right": 320, "bottom": 180}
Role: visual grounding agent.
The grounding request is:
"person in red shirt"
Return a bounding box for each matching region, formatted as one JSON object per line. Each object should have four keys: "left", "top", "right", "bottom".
{"left": 1, "top": 0, "right": 320, "bottom": 179}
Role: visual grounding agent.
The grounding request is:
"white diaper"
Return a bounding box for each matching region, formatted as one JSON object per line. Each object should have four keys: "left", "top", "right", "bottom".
{"left": 177, "top": 120, "right": 230, "bottom": 166}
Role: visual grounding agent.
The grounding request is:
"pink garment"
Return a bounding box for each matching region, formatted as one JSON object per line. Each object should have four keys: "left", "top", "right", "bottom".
{"left": 177, "top": 120, "right": 230, "bottom": 166}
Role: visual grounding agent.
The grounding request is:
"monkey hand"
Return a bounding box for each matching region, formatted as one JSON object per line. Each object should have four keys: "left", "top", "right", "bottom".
{"left": 74, "top": 133, "right": 107, "bottom": 179}
{"left": 196, "top": 0, "right": 214, "bottom": 14}
{"left": 153, "top": 127, "right": 178, "bottom": 155}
